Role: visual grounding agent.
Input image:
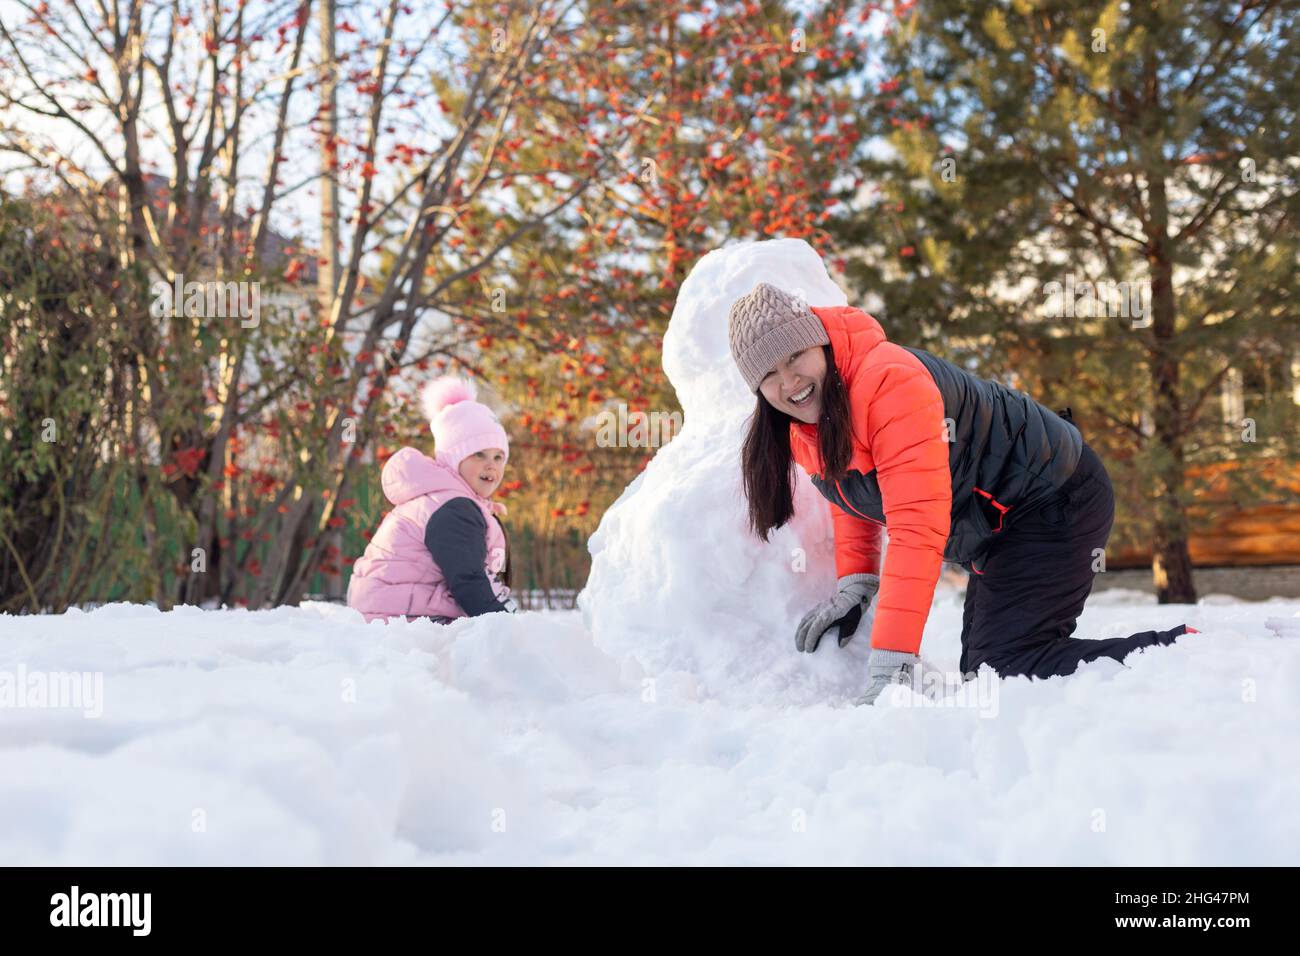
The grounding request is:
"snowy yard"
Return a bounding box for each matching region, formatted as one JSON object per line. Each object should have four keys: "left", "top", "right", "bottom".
{"left": 1, "top": 585, "right": 1296, "bottom": 865}
{"left": 3, "top": 241, "right": 1296, "bottom": 866}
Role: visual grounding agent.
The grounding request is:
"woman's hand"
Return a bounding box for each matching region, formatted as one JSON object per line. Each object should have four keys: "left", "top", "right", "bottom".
{"left": 854, "top": 649, "right": 920, "bottom": 705}
{"left": 794, "top": 572, "right": 880, "bottom": 652}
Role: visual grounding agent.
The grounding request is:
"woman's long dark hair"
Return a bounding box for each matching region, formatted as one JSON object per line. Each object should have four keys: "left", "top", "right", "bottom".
{"left": 741, "top": 344, "right": 853, "bottom": 540}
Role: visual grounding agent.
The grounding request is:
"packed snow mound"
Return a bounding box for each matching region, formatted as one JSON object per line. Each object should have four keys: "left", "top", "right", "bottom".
{"left": 579, "top": 238, "right": 863, "bottom": 704}
{"left": 2, "top": 596, "right": 1297, "bottom": 864}
{"left": 659, "top": 237, "right": 847, "bottom": 419}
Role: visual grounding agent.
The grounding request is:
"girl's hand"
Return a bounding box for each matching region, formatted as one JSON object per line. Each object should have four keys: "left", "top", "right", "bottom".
{"left": 490, "top": 501, "right": 508, "bottom": 518}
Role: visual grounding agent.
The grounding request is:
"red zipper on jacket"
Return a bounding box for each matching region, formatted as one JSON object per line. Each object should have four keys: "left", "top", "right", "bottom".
{"left": 833, "top": 476, "right": 886, "bottom": 527}
{"left": 972, "top": 487, "right": 1009, "bottom": 532}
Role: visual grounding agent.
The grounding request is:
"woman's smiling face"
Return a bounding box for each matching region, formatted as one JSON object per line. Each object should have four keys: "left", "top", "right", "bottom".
{"left": 458, "top": 448, "right": 507, "bottom": 497}
{"left": 758, "top": 345, "right": 827, "bottom": 423}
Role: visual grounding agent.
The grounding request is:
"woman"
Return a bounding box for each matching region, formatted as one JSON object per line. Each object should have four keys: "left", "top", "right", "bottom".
{"left": 727, "top": 282, "right": 1196, "bottom": 705}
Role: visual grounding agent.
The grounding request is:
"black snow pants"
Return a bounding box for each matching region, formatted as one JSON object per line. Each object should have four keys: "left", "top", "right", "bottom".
{"left": 958, "top": 441, "right": 1189, "bottom": 680}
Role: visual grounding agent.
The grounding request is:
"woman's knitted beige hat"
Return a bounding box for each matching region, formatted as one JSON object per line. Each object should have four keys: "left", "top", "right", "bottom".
{"left": 726, "top": 282, "right": 830, "bottom": 392}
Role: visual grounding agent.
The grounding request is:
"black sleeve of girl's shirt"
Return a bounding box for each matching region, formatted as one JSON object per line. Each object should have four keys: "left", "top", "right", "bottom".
{"left": 424, "top": 497, "right": 508, "bottom": 616}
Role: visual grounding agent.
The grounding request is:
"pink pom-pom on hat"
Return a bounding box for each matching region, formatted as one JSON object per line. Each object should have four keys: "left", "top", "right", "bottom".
{"left": 421, "top": 376, "right": 478, "bottom": 420}
{"left": 420, "top": 375, "right": 509, "bottom": 472}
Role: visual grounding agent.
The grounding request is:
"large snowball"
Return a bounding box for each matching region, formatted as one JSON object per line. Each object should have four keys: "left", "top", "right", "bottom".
{"left": 577, "top": 238, "right": 876, "bottom": 705}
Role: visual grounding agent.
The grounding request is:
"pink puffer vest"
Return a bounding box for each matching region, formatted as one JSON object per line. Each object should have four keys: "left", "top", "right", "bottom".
{"left": 347, "top": 446, "right": 511, "bottom": 622}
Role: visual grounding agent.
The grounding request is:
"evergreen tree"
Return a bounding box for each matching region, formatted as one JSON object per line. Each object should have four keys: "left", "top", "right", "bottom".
{"left": 834, "top": 0, "right": 1299, "bottom": 601}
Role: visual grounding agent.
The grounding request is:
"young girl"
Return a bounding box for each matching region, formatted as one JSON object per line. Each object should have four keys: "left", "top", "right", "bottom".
{"left": 347, "top": 376, "right": 518, "bottom": 623}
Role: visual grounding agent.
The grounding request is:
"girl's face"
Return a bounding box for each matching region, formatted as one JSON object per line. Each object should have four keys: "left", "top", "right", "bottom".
{"left": 758, "top": 345, "right": 827, "bottom": 424}
{"left": 458, "top": 448, "right": 507, "bottom": 497}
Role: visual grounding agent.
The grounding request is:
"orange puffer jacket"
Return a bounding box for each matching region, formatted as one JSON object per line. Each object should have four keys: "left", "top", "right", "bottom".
{"left": 790, "top": 306, "right": 951, "bottom": 655}
{"left": 789, "top": 305, "right": 1082, "bottom": 656}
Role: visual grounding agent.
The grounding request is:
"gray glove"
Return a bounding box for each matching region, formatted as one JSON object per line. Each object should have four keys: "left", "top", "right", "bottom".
{"left": 854, "top": 648, "right": 919, "bottom": 705}
{"left": 794, "top": 573, "right": 880, "bottom": 653}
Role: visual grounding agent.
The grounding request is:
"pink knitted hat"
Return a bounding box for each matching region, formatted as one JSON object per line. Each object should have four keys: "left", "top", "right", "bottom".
{"left": 420, "top": 376, "right": 510, "bottom": 470}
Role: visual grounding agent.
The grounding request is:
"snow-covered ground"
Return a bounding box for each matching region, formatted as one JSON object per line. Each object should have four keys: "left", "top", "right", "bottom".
{"left": 5, "top": 238, "right": 1294, "bottom": 865}
{"left": 1, "top": 588, "right": 1297, "bottom": 865}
